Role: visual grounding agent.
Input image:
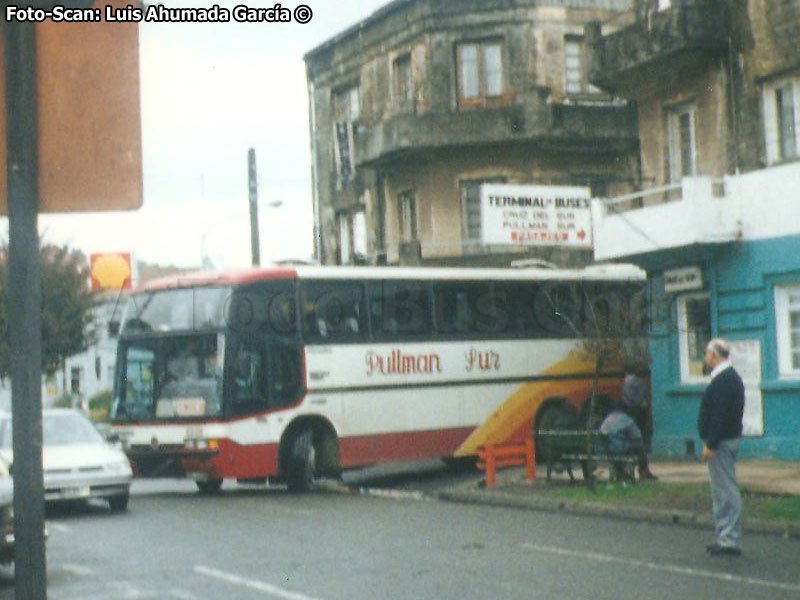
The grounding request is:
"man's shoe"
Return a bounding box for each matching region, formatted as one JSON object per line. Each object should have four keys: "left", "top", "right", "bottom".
{"left": 706, "top": 543, "right": 742, "bottom": 556}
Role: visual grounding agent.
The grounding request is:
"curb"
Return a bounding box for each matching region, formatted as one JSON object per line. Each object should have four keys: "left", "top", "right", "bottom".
{"left": 437, "top": 485, "right": 800, "bottom": 540}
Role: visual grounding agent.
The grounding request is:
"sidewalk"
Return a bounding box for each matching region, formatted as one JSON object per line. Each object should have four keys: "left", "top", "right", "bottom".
{"left": 438, "top": 458, "right": 800, "bottom": 538}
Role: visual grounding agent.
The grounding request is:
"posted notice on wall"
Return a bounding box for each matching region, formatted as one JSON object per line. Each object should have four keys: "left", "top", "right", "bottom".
{"left": 480, "top": 183, "right": 593, "bottom": 248}
{"left": 729, "top": 338, "right": 763, "bottom": 437}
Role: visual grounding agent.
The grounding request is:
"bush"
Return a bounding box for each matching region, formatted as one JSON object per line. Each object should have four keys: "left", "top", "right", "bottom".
{"left": 88, "top": 389, "right": 113, "bottom": 422}
{"left": 52, "top": 393, "right": 73, "bottom": 408}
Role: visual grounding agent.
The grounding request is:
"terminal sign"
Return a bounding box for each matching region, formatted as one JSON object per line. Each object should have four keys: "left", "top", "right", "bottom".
{"left": 480, "top": 184, "right": 592, "bottom": 248}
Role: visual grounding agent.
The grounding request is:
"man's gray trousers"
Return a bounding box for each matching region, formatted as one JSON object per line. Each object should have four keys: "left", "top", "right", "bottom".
{"left": 707, "top": 438, "right": 742, "bottom": 549}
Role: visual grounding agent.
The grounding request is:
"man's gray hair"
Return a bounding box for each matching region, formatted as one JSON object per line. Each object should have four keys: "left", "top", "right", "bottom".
{"left": 706, "top": 338, "right": 730, "bottom": 358}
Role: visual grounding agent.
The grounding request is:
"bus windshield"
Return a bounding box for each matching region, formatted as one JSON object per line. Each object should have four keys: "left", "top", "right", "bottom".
{"left": 112, "top": 333, "right": 224, "bottom": 421}
{"left": 122, "top": 286, "right": 230, "bottom": 334}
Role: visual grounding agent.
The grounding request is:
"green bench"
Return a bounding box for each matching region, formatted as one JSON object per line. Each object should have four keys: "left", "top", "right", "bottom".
{"left": 536, "top": 429, "right": 638, "bottom": 483}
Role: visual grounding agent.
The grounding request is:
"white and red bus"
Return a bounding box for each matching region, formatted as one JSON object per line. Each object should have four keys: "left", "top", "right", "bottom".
{"left": 110, "top": 264, "right": 645, "bottom": 492}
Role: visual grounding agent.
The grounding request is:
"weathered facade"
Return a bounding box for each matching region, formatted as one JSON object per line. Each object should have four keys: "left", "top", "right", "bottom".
{"left": 588, "top": 0, "right": 800, "bottom": 458}
{"left": 305, "top": 0, "right": 640, "bottom": 267}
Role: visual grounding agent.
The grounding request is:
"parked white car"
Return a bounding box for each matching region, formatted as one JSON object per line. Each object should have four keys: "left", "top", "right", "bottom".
{"left": 0, "top": 409, "right": 133, "bottom": 512}
{"left": 0, "top": 457, "right": 13, "bottom": 564}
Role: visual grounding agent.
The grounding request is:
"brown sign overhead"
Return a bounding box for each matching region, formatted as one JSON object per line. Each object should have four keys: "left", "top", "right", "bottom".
{"left": 0, "top": 0, "right": 143, "bottom": 213}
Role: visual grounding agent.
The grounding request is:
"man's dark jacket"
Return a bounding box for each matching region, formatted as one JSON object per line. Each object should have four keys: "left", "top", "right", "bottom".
{"left": 697, "top": 366, "right": 745, "bottom": 450}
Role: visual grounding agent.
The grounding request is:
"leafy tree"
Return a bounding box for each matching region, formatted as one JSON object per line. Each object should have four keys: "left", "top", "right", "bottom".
{"left": 0, "top": 241, "right": 95, "bottom": 378}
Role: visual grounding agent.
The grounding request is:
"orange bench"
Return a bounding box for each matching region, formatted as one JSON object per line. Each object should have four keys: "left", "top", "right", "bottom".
{"left": 477, "top": 438, "right": 535, "bottom": 488}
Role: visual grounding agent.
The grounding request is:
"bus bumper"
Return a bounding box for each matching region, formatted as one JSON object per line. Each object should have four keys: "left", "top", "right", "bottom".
{"left": 126, "top": 445, "right": 221, "bottom": 479}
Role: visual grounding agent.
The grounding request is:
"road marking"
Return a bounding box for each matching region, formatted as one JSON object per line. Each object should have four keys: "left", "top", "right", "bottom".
{"left": 166, "top": 589, "right": 200, "bottom": 600}
{"left": 59, "top": 564, "right": 94, "bottom": 577}
{"left": 195, "top": 565, "right": 323, "bottom": 600}
{"left": 522, "top": 543, "right": 800, "bottom": 594}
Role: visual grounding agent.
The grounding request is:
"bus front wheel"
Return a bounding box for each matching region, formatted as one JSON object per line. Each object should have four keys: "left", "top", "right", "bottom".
{"left": 196, "top": 478, "right": 223, "bottom": 494}
{"left": 286, "top": 429, "right": 316, "bottom": 493}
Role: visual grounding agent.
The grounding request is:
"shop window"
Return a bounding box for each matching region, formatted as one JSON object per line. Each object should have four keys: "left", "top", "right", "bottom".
{"left": 677, "top": 293, "right": 711, "bottom": 382}
{"left": 775, "top": 284, "right": 800, "bottom": 377}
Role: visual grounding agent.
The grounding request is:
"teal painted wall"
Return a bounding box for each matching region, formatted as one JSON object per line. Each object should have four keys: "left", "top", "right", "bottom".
{"left": 648, "top": 234, "right": 800, "bottom": 459}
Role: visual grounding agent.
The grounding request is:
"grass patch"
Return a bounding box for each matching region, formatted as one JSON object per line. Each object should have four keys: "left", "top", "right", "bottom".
{"left": 533, "top": 481, "right": 708, "bottom": 512}
{"left": 528, "top": 480, "right": 800, "bottom": 524}
{"left": 745, "top": 493, "right": 800, "bottom": 523}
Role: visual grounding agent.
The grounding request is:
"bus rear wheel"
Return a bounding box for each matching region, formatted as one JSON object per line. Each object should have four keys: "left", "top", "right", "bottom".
{"left": 286, "top": 429, "right": 316, "bottom": 493}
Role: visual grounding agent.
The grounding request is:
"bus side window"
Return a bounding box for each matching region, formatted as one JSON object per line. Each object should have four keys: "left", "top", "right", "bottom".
{"left": 232, "top": 350, "right": 264, "bottom": 412}
{"left": 432, "top": 282, "right": 494, "bottom": 336}
{"left": 300, "top": 281, "right": 367, "bottom": 343}
{"left": 369, "top": 280, "right": 431, "bottom": 340}
{"left": 266, "top": 343, "right": 301, "bottom": 409}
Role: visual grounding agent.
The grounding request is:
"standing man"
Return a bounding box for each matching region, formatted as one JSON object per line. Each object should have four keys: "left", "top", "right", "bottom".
{"left": 698, "top": 338, "right": 745, "bottom": 556}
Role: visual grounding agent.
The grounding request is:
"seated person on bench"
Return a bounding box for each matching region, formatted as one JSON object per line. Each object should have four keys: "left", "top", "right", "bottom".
{"left": 598, "top": 410, "right": 646, "bottom": 479}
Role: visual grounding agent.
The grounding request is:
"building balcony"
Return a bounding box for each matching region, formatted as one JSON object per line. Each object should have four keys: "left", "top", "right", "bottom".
{"left": 592, "top": 162, "right": 800, "bottom": 268}
{"left": 591, "top": 177, "right": 739, "bottom": 267}
{"left": 354, "top": 94, "right": 637, "bottom": 167}
{"left": 586, "top": 1, "right": 730, "bottom": 96}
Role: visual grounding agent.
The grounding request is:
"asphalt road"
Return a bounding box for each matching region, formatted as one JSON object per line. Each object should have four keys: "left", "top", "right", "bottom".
{"left": 2, "top": 468, "right": 800, "bottom": 599}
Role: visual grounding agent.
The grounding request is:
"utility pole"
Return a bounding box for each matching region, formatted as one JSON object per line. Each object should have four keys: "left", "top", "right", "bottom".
{"left": 248, "top": 148, "right": 261, "bottom": 266}
{"left": 5, "top": 18, "right": 47, "bottom": 600}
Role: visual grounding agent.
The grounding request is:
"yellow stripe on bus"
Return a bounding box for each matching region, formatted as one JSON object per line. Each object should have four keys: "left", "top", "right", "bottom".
{"left": 454, "top": 350, "right": 612, "bottom": 457}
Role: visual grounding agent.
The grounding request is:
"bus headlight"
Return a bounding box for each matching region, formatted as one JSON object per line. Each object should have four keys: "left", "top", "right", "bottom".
{"left": 184, "top": 439, "right": 219, "bottom": 451}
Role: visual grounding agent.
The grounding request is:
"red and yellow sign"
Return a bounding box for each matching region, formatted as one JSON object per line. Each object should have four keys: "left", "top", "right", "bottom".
{"left": 90, "top": 252, "right": 133, "bottom": 291}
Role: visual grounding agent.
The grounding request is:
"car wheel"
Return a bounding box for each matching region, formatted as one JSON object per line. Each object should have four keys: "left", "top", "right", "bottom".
{"left": 108, "top": 492, "right": 130, "bottom": 512}
{"left": 286, "top": 429, "right": 315, "bottom": 493}
{"left": 196, "top": 478, "right": 223, "bottom": 494}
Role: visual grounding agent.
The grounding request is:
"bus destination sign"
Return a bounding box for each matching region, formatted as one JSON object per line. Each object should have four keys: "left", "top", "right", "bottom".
{"left": 480, "top": 183, "right": 592, "bottom": 248}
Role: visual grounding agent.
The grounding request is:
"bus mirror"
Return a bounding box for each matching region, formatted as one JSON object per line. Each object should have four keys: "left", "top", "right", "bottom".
{"left": 108, "top": 320, "right": 121, "bottom": 337}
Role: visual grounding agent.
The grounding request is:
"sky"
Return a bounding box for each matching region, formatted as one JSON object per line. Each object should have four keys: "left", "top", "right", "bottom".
{"left": 27, "top": 0, "right": 391, "bottom": 269}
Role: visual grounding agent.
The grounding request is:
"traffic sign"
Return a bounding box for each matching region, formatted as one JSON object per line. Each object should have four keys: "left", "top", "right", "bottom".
{"left": 0, "top": 0, "right": 142, "bottom": 213}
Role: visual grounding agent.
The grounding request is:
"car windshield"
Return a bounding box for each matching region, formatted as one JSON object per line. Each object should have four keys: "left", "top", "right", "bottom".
{"left": 111, "top": 333, "right": 224, "bottom": 421}
{"left": 0, "top": 412, "right": 105, "bottom": 449}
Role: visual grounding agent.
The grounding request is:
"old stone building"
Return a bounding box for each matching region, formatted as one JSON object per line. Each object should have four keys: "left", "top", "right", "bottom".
{"left": 588, "top": 0, "right": 800, "bottom": 458}
{"left": 587, "top": 0, "right": 800, "bottom": 194}
{"left": 305, "top": 0, "right": 639, "bottom": 267}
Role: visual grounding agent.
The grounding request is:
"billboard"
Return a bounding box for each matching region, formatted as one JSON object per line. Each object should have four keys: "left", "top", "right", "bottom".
{"left": 480, "top": 184, "right": 592, "bottom": 248}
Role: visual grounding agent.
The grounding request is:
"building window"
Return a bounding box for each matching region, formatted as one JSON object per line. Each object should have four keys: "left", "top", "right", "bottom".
{"left": 393, "top": 54, "right": 414, "bottom": 112}
{"left": 70, "top": 367, "right": 83, "bottom": 395}
{"left": 456, "top": 40, "right": 503, "bottom": 105}
{"left": 337, "top": 212, "right": 352, "bottom": 265}
{"left": 564, "top": 36, "right": 601, "bottom": 96}
{"left": 677, "top": 293, "right": 711, "bottom": 382}
{"left": 337, "top": 210, "right": 367, "bottom": 265}
{"left": 763, "top": 75, "right": 800, "bottom": 164}
{"left": 398, "top": 191, "right": 417, "bottom": 243}
{"left": 665, "top": 103, "right": 697, "bottom": 183}
{"left": 459, "top": 178, "right": 506, "bottom": 247}
{"left": 332, "top": 84, "right": 360, "bottom": 186}
{"left": 775, "top": 284, "right": 800, "bottom": 378}
{"left": 334, "top": 85, "right": 360, "bottom": 122}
